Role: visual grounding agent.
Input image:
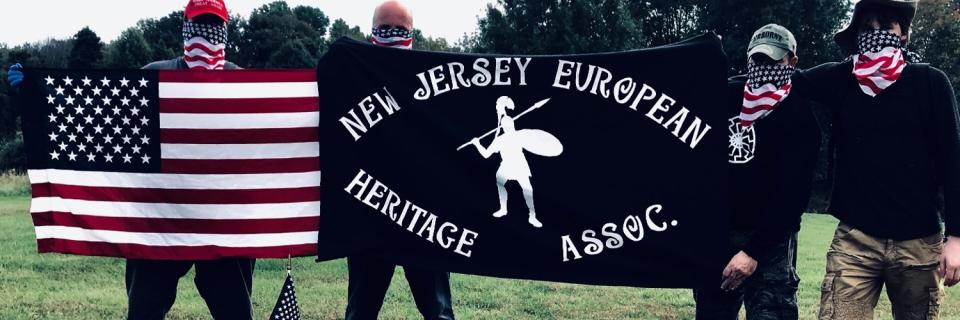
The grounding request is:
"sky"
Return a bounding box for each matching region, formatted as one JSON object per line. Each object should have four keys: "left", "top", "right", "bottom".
{"left": 0, "top": 0, "right": 497, "bottom": 47}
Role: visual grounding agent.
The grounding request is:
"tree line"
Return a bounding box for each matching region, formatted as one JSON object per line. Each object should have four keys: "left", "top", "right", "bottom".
{"left": 1, "top": 0, "right": 958, "bottom": 211}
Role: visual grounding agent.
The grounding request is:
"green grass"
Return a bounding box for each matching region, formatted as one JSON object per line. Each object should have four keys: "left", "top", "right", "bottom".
{"left": 1, "top": 195, "right": 959, "bottom": 319}
{"left": 0, "top": 172, "right": 29, "bottom": 197}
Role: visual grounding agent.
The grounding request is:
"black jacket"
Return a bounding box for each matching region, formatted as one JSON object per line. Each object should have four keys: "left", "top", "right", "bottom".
{"left": 804, "top": 60, "right": 960, "bottom": 239}
{"left": 727, "top": 74, "right": 821, "bottom": 258}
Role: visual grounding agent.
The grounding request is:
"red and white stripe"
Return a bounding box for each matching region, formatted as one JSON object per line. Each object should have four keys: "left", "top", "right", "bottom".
{"left": 853, "top": 47, "right": 906, "bottom": 97}
{"left": 371, "top": 36, "right": 413, "bottom": 49}
{"left": 30, "top": 70, "right": 320, "bottom": 260}
{"left": 184, "top": 37, "right": 226, "bottom": 70}
{"left": 739, "top": 81, "right": 792, "bottom": 127}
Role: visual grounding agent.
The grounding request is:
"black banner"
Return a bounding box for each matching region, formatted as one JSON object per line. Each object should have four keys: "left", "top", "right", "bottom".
{"left": 316, "top": 34, "right": 731, "bottom": 288}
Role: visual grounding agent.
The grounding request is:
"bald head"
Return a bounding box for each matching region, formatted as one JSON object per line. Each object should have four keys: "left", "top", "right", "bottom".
{"left": 372, "top": 1, "right": 413, "bottom": 30}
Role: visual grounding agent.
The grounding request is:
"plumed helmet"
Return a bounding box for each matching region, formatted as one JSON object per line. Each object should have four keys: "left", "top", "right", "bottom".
{"left": 496, "top": 96, "right": 515, "bottom": 111}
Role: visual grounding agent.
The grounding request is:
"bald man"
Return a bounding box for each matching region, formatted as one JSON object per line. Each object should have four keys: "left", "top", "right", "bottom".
{"left": 341, "top": 3, "right": 456, "bottom": 320}
{"left": 369, "top": 0, "right": 415, "bottom": 48}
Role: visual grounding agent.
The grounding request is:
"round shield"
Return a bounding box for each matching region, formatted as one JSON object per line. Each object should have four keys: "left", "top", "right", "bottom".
{"left": 515, "top": 129, "right": 563, "bottom": 157}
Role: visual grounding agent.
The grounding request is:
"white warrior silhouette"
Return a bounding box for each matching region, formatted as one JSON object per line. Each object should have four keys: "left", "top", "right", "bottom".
{"left": 468, "top": 96, "right": 563, "bottom": 228}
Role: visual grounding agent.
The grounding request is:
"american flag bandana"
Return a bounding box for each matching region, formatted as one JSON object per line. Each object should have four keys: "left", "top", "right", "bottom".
{"left": 739, "top": 62, "right": 794, "bottom": 127}
{"left": 852, "top": 30, "right": 921, "bottom": 97}
{"left": 371, "top": 26, "right": 414, "bottom": 49}
{"left": 183, "top": 21, "right": 227, "bottom": 70}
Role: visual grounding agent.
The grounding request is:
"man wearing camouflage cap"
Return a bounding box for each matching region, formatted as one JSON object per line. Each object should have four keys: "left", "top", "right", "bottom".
{"left": 694, "top": 24, "right": 821, "bottom": 320}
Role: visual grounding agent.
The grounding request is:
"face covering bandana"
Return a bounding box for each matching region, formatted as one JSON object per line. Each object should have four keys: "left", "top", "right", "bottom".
{"left": 739, "top": 62, "right": 795, "bottom": 127}
{"left": 852, "top": 29, "right": 921, "bottom": 97}
{"left": 371, "top": 26, "right": 414, "bottom": 49}
{"left": 183, "top": 20, "right": 227, "bottom": 70}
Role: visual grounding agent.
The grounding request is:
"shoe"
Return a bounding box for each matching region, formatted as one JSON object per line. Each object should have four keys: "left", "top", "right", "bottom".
{"left": 493, "top": 209, "right": 507, "bottom": 218}
{"left": 528, "top": 215, "right": 542, "bottom": 228}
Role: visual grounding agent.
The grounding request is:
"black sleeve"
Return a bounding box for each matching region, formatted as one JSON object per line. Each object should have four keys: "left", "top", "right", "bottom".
{"left": 742, "top": 96, "right": 822, "bottom": 258}
{"left": 929, "top": 68, "right": 960, "bottom": 237}
{"left": 799, "top": 62, "right": 845, "bottom": 107}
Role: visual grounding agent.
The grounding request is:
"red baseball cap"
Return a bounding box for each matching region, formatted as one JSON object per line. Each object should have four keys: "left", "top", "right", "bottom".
{"left": 185, "top": 0, "right": 229, "bottom": 22}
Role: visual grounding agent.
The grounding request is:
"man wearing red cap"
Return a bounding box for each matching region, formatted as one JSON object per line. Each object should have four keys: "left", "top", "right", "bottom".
{"left": 144, "top": 0, "right": 237, "bottom": 70}
{"left": 340, "top": 3, "right": 456, "bottom": 320}
{"left": 5, "top": 0, "right": 248, "bottom": 319}
{"left": 128, "top": 1, "right": 250, "bottom": 320}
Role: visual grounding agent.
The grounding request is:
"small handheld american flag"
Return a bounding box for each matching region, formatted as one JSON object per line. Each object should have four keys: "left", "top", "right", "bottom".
{"left": 269, "top": 257, "right": 302, "bottom": 320}
{"left": 19, "top": 69, "right": 321, "bottom": 260}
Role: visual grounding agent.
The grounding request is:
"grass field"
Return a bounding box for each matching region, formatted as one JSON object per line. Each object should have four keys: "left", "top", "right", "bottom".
{"left": 2, "top": 193, "right": 960, "bottom": 319}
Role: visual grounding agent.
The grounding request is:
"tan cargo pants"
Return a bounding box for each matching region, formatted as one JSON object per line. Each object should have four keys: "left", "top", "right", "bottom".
{"left": 818, "top": 223, "right": 944, "bottom": 320}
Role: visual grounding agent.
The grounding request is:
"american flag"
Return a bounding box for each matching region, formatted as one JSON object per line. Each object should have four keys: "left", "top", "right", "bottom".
{"left": 853, "top": 29, "right": 911, "bottom": 97}
{"left": 269, "top": 272, "right": 302, "bottom": 320}
{"left": 853, "top": 47, "right": 906, "bottom": 97}
{"left": 21, "top": 69, "right": 321, "bottom": 260}
{"left": 370, "top": 27, "right": 414, "bottom": 49}
{"left": 739, "top": 82, "right": 792, "bottom": 127}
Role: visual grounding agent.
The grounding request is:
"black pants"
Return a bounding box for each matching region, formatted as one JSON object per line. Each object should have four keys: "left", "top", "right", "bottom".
{"left": 345, "top": 256, "right": 455, "bottom": 320}
{"left": 125, "top": 258, "right": 256, "bottom": 320}
{"left": 693, "top": 233, "right": 799, "bottom": 320}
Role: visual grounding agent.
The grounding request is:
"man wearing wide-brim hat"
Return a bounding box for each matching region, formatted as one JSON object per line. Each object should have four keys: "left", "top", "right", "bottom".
{"left": 804, "top": 0, "right": 960, "bottom": 319}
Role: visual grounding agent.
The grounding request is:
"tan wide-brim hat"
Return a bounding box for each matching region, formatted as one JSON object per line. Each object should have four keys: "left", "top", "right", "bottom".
{"left": 834, "top": 0, "right": 918, "bottom": 55}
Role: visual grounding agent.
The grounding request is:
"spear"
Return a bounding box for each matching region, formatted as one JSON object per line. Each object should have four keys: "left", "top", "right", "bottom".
{"left": 456, "top": 98, "right": 551, "bottom": 151}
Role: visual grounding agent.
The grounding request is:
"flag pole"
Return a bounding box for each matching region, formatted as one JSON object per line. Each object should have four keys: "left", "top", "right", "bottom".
{"left": 287, "top": 254, "right": 292, "bottom": 275}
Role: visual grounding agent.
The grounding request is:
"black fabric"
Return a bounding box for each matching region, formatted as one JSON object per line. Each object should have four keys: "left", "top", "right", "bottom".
{"left": 726, "top": 74, "right": 821, "bottom": 258}
{"left": 315, "top": 34, "right": 731, "bottom": 288}
{"left": 125, "top": 258, "right": 255, "bottom": 320}
{"left": 345, "top": 256, "right": 455, "bottom": 320}
{"left": 803, "top": 61, "right": 960, "bottom": 239}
